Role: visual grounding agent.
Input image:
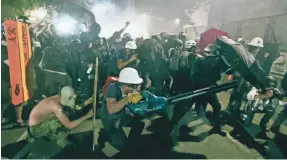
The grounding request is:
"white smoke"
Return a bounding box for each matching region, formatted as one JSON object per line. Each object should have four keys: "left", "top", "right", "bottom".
{"left": 90, "top": 1, "right": 150, "bottom": 39}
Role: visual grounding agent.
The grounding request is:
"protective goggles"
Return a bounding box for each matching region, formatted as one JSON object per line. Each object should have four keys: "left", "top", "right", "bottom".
{"left": 121, "top": 83, "right": 141, "bottom": 89}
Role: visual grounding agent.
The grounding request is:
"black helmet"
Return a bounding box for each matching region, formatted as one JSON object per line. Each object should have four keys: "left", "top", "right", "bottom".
{"left": 17, "top": 15, "right": 30, "bottom": 24}
{"left": 173, "top": 39, "right": 183, "bottom": 48}
{"left": 151, "top": 35, "right": 161, "bottom": 42}
{"left": 204, "top": 44, "right": 220, "bottom": 56}
{"left": 179, "top": 31, "right": 186, "bottom": 37}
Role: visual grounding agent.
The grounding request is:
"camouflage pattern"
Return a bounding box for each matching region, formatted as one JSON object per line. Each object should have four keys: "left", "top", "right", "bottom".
{"left": 29, "top": 115, "right": 70, "bottom": 140}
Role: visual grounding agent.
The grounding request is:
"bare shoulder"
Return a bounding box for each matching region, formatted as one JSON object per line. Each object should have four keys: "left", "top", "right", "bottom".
{"left": 40, "top": 95, "right": 58, "bottom": 104}
{"left": 45, "top": 96, "right": 62, "bottom": 112}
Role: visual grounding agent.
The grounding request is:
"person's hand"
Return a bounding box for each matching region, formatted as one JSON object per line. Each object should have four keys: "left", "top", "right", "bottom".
{"left": 75, "top": 105, "right": 82, "bottom": 110}
{"left": 265, "top": 90, "right": 274, "bottom": 98}
{"left": 125, "top": 21, "right": 130, "bottom": 27}
{"left": 127, "top": 92, "right": 143, "bottom": 104}
{"left": 86, "top": 109, "right": 94, "bottom": 118}
{"left": 129, "top": 54, "right": 138, "bottom": 62}
{"left": 136, "top": 59, "right": 140, "bottom": 64}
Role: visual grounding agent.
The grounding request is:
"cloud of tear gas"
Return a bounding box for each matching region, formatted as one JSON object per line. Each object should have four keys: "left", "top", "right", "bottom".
{"left": 91, "top": 1, "right": 150, "bottom": 39}
{"left": 53, "top": 15, "right": 77, "bottom": 36}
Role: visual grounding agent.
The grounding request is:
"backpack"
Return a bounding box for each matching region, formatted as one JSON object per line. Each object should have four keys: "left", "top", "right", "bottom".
{"left": 102, "top": 76, "right": 119, "bottom": 94}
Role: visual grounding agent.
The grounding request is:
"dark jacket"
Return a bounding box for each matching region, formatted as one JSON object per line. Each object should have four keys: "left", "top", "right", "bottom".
{"left": 190, "top": 55, "right": 228, "bottom": 88}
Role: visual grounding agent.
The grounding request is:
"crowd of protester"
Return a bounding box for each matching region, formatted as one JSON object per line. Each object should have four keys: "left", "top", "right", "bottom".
{"left": 1, "top": 15, "right": 287, "bottom": 157}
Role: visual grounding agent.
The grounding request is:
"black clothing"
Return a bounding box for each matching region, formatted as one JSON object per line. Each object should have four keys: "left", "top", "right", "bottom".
{"left": 89, "top": 22, "right": 101, "bottom": 40}
{"left": 190, "top": 55, "right": 228, "bottom": 126}
{"left": 1, "top": 46, "right": 9, "bottom": 82}
{"left": 271, "top": 103, "right": 287, "bottom": 132}
{"left": 226, "top": 73, "right": 250, "bottom": 112}
{"left": 190, "top": 56, "right": 227, "bottom": 88}
{"left": 282, "top": 72, "right": 287, "bottom": 92}
{"left": 138, "top": 40, "right": 169, "bottom": 96}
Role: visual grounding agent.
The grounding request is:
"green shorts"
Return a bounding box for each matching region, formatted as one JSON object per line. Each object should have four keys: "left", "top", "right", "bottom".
{"left": 28, "top": 115, "right": 70, "bottom": 140}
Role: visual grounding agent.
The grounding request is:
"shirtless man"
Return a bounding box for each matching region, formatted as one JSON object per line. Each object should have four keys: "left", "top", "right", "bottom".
{"left": 28, "top": 86, "right": 93, "bottom": 148}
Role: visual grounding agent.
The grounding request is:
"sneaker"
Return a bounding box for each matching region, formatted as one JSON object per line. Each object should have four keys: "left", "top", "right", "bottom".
{"left": 13, "top": 121, "right": 26, "bottom": 128}
{"left": 97, "top": 129, "right": 107, "bottom": 149}
{"left": 209, "top": 126, "right": 226, "bottom": 137}
{"left": 1, "top": 117, "right": 10, "bottom": 125}
{"left": 256, "top": 131, "right": 270, "bottom": 140}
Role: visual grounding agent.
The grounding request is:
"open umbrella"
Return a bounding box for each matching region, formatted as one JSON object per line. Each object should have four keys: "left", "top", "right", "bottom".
{"left": 216, "top": 36, "right": 267, "bottom": 90}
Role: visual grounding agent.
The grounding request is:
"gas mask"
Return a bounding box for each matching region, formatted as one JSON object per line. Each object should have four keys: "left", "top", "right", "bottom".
{"left": 63, "top": 94, "right": 77, "bottom": 109}
{"left": 120, "top": 83, "right": 141, "bottom": 96}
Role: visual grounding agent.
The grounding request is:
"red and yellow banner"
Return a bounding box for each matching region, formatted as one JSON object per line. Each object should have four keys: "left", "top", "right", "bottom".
{"left": 4, "top": 20, "right": 33, "bottom": 105}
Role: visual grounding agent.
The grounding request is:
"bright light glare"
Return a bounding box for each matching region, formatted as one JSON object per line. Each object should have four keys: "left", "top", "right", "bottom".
{"left": 174, "top": 18, "right": 181, "bottom": 25}
{"left": 123, "top": 15, "right": 149, "bottom": 39}
{"left": 91, "top": 2, "right": 150, "bottom": 38}
{"left": 30, "top": 7, "right": 47, "bottom": 19}
{"left": 54, "top": 16, "right": 77, "bottom": 36}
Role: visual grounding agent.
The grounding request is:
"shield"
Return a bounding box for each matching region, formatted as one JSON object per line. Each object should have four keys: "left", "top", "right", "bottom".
{"left": 216, "top": 36, "right": 267, "bottom": 90}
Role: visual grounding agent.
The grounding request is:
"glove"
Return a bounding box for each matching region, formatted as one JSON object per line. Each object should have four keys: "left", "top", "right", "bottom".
{"left": 127, "top": 92, "right": 143, "bottom": 104}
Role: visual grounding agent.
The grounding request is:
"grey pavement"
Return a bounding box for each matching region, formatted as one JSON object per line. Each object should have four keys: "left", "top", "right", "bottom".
{"left": 1, "top": 92, "right": 286, "bottom": 158}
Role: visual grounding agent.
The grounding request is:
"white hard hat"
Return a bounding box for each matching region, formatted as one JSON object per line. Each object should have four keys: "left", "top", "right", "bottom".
{"left": 248, "top": 37, "right": 264, "bottom": 48}
{"left": 185, "top": 40, "right": 196, "bottom": 49}
{"left": 118, "top": 67, "right": 143, "bottom": 84}
{"left": 125, "top": 41, "right": 137, "bottom": 49}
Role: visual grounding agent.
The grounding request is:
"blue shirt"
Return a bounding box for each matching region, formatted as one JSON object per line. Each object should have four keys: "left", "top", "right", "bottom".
{"left": 100, "top": 83, "right": 125, "bottom": 119}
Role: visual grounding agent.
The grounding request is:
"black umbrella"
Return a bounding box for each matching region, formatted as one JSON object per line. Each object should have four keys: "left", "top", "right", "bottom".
{"left": 216, "top": 36, "right": 267, "bottom": 90}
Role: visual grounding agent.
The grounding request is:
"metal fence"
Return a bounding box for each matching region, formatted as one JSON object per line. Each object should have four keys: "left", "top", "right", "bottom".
{"left": 184, "top": 13, "right": 287, "bottom": 48}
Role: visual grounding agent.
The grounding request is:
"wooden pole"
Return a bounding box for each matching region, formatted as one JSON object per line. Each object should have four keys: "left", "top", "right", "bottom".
{"left": 92, "top": 57, "right": 99, "bottom": 151}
